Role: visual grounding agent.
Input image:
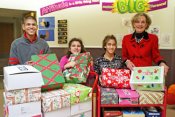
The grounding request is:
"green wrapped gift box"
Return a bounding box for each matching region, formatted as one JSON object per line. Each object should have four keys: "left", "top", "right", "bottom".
{"left": 130, "top": 66, "right": 164, "bottom": 91}
{"left": 63, "top": 52, "right": 91, "bottom": 83}
{"left": 31, "top": 54, "right": 65, "bottom": 92}
{"left": 63, "top": 83, "right": 92, "bottom": 105}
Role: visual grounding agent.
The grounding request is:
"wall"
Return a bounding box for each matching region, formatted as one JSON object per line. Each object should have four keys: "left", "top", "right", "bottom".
{"left": 37, "top": 0, "right": 175, "bottom": 49}
{"left": 0, "top": 0, "right": 174, "bottom": 49}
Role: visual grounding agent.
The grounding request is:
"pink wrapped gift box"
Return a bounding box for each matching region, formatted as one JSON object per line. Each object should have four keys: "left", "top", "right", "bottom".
{"left": 116, "top": 89, "right": 139, "bottom": 104}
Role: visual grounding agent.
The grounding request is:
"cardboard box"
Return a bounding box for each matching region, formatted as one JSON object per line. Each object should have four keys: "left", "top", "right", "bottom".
{"left": 43, "top": 107, "right": 70, "bottom": 117}
{"left": 3, "top": 65, "right": 43, "bottom": 90}
{"left": 41, "top": 89, "right": 70, "bottom": 112}
{"left": 130, "top": 66, "right": 164, "bottom": 91}
{"left": 116, "top": 89, "right": 139, "bottom": 104}
{"left": 71, "top": 100, "right": 92, "bottom": 116}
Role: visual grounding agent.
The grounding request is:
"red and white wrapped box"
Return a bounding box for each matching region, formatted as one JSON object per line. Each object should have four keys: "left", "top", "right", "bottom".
{"left": 41, "top": 89, "right": 70, "bottom": 112}
{"left": 137, "top": 90, "right": 164, "bottom": 104}
{"left": 5, "top": 86, "right": 41, "bottom": 105}
{"left": 101, "top": 68, "right": 130, "bottom": 88}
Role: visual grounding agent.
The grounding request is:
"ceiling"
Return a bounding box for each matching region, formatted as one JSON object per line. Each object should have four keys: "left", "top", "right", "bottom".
{"left": 0, "top": 8, "right": 33, "bottom": 18}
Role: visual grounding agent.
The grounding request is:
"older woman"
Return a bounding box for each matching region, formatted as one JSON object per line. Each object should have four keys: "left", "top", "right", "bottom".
{"left": 122, "top": 13, "right": 169, "bottom": 76}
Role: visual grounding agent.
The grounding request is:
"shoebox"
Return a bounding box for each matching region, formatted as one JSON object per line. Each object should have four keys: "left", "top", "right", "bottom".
{"left": 4, "top": 86, "right": 41, "bottom": 105}
{"left": 41, "top": 89, "right": 70, "bottom": 112}
{"left": 100, "top": 87, "right": 118, "bottom": 104}
{"left": 143, "top": 107, "right": 161, "bottom": 117}
{"left": 3, "top": 65, "right": 43, "bottom": 90}
{"left": 137, "top": 90, "right": 164, "bottom": 104}
{"left": 122, "top": 108, "right": 145, "bottom": 117}
{"left": 116, "top": 89, "right": 139, "bottom": 104}
{"left": 130, "top": 66, "right": 164, "bottom": 91}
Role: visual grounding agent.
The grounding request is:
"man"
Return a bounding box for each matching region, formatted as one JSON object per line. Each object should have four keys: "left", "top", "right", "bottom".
{"left": 9, "top": 16, "right": 50, "bottom": 65}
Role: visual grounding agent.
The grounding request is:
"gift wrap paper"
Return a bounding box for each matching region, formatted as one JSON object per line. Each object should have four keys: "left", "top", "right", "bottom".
{"left": 100, "top": 87, "right": 118, "bottom": 104}
{"left": 5, "top": 87, "right": 41, "bottom": 105}
{"left": 138, "top": 90, "right": 164, "bottom": 104}
{"left": 31, "top": 54, "right": 65, "bottom": 91}
{"left": 101, "top": 68, "right": 130, "bottom": 88}
{"left": 63, "top": 52, "right": 91, "bottom": 83}
{"left": 41, "top": 89, "right": 70, "bottom": 112}
{"left": 63, "top": 83, "right": 92, "bottom": 105}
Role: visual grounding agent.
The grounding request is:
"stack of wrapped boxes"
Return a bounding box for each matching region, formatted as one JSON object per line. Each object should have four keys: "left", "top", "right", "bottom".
{"left": 31, "top": 53, "right": 92, "bottom": 117}
{"left": 100, "top": 66, "right": 164, "bottom": 116}
{"left": 3, "top": 65, "right": 43, "bottom": 117}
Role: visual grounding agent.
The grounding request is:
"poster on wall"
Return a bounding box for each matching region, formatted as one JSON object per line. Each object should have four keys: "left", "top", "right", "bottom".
{"left": 58, "top": 20, "right": 67, "bottom": 44}
{"left": 102, "top": 0, "right": 168, "bottom": 13}
{"left": 39, "top": 17, "right": 55, "bottom": 29}
{"left": 38, "top": 30, "right": 54, "bottom": 41}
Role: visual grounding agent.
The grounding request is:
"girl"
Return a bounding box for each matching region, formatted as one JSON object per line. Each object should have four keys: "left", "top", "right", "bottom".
{"left": 94, "top": 35, "right": 124, "bottom": 75}
{"left": 60, "top": 38, "right": 86, "bottom": 71}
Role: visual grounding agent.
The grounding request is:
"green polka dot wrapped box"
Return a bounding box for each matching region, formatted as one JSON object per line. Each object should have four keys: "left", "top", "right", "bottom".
{"left": 130, "top": 66, "right": 164, "bottom": 91}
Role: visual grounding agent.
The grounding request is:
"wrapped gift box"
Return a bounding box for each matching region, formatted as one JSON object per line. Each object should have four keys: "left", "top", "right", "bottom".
{"left": 122, "top": 108, "right": 145, "bottom": 117}
{"left": 63, "top": 52, "right": 91, "bottom": 83}
{"left": 43, "top": 107, "right": 70, "bottom": 117}
{"left": 104, "top": 109, "right": 122, "bottom": 117}
{"left": 63, "top": 83, "right": 92, "bottom": 105}
{"left": 4, "top": 87, "right": 41, "bottom": 105}
{"left": 101, "top": 68, "right": 130, "bottom": 88}
{"left": 143, "top": 107, "right": 161, "bottom": 117}
{"left": 41, "top": 89, "right": 70, "bottom": 112}
{"left": 130, "top": 66, "right": 164, "bottom": 91}
{"left": 4, "top": 92, "right": 41, "bottom": 117}
{"left": 116, "top": 89, "right": 139, "bottom": 104}
{"left": 3, "top": 65, "right": 43, "bottom": 90}
{"left": 31, "top": 54, "right": 65, "bottom": 91}
{"left": 100, "top": 87, "right": 118, "bottom": 104}
{"left": 137, "top": 90, "right": 164, "bottom": 104}
{"left": 71, "top": 100, "right": 92, "bottom": 116}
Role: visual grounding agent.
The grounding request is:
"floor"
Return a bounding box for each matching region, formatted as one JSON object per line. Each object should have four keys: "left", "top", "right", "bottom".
{"left": 0, "top": 77, "right": 175, "bottom": 117}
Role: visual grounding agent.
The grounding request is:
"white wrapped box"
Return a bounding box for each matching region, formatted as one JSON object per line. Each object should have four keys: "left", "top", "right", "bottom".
{"left": 3, "top": 65, "right": 43, "bottom": 90}
{"left": 130, "top": 66, "right": 164, "bottom": 91}
{"left": 43, "top": 107, "right": 70, "bottom": 117}
{"left": 71, "top": 100, "right": 92, "bottom": 116}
